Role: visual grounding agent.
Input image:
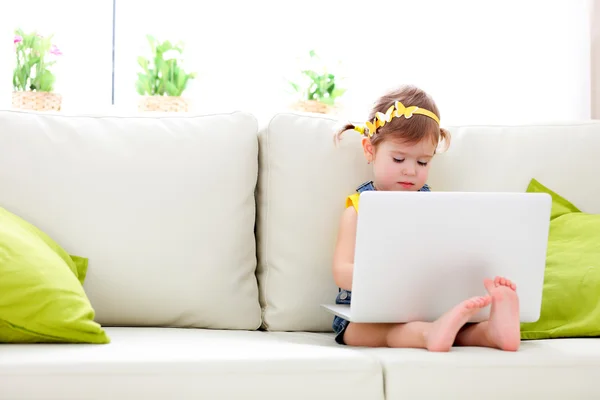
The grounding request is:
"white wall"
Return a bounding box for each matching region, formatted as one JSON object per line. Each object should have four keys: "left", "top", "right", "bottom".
{"left": 1, "top": 0, "right": 592, "bottom": 125}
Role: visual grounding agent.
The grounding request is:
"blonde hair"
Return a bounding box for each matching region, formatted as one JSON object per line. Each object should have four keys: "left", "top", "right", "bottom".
{"left": 336, "top": 85, "right": 450, "bottom": 152}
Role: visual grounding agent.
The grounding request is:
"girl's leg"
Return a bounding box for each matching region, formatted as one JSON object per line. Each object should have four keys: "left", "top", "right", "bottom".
{"left": 344, "top": 321, "right": 429, "bottom": 348}
{"left": 454, "top": 277, "right": 520, "bottom": 351}
{"left": 454, "top": 321, "right": 493, "bottom": 347}
{"left": 344, "top": 295, "right": 491, "bottom": 352}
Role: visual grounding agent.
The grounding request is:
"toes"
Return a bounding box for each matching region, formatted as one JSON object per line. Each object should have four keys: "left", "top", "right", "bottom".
{"left": 484, "top": 278, "right": 495, "bottom": 293}
{"left": 480, "top": 296, "right": 490, "bottom": 305}
{"left": 467, "top": 298, "right": 479, "bottom": 308}
{"left": 498, "top": 278, "right": 517, "bottom": 290}
{"left": 469, "top": 296, "right": 491, "bottom": 309}
{"left": 494, "top": 276, "right": 513, "bottom": 288}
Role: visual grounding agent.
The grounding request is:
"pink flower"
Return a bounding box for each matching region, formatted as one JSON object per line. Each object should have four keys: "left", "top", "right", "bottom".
{"left": 14, "top": 35, "right": 22, "bottom": 44}
{"left": 50, "top": 45, "right": 62, "bottom": 56}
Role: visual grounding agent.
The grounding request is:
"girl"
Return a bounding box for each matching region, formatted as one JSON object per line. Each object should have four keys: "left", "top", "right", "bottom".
{"left": 332, "top": 85, "right": 520, "bottom": 352}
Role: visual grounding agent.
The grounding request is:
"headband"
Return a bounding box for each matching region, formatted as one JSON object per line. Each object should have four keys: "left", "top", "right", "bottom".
{"left": 353, "top": 101, "right": 440, "bottom": 138}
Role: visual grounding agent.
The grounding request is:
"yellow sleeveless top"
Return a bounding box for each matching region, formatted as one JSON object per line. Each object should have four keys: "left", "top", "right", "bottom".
{"left": 346, "top": 193, "right": 361, "bottom": 212}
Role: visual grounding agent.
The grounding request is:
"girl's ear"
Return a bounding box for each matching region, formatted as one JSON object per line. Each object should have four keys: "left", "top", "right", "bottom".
{"left": 362, "top": 137, "right": 375, "bottom": 163}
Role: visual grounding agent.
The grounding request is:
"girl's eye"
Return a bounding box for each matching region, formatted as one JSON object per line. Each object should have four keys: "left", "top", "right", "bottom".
{"left": 393, "top": 158, "right": 404, "bottom": 163}
{"left": 418, "top": 161, "right": 428, "bottom": 166}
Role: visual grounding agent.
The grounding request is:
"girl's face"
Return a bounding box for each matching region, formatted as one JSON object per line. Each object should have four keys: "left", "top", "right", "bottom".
{"left": 362, "top": 137, "right": 436, "bottom": 191}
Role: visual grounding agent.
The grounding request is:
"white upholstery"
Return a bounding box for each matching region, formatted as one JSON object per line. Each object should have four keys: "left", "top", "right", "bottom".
{"left": 0, "top": 110, "right": 261, "bottom": 330}
{"left": 256, "top": 113, "right": 600, "bottom": 332}
{"left": 256, "top": 112, "right": 372, "bottom": 331}
{"left": 428, "top": 122, "right": 600, "bottom": 214}
{"left": 270, "top": 332, "right": 600, "bottom": 400}
{"left": 0, "top": 328, "right": 383, "bottom": 400}
{"left": 1, "top": 110, "right": 600, "bottom": 400}
{"left": 368, "top": 338, "right": 600, "bottom": 399}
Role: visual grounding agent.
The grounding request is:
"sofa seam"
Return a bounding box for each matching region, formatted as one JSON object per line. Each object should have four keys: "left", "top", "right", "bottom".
{"left": 259, "top": 114, "right": 274, "bottom": 330}
{"left": 1, "top": 369, "right": 381, "bottom": 377}
{"left": 256, "top": 111, "right": 600, "bottom": 129}
{"left": 250, "top": 115, "right": 263, "bottom": 331}
{"left": 4, "top": 108, "right": 600, "bottom": 129}
{"left": 444, "top": 121, "right": 600, "bottom": 129}
{"left": 0, "top": 109, "right": 249, "bottom": 121}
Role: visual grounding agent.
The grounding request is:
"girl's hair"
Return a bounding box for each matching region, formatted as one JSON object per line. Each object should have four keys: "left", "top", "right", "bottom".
{"left": 335, "top": 85, "right": 450, "bottom": 152}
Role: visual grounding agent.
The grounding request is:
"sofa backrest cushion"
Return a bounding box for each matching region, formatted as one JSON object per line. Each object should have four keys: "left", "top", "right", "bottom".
{"left": 256, "top": 113, "right": 600, "bottom": 332}
{"left": 0, "top": 110, "right": 262, "bottom": 330}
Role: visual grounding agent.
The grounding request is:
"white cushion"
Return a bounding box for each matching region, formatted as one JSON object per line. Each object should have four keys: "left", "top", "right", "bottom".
{"left": 256, "top": 112, "right": 372, "bottom": 331}
{"left": 429, "top": 121, "right": 600, "bottom": 214}
{"left": 0, "top": 110, "right": 261, "bottom": 329}
{"left": 0, "top": 328, "right": 383, "bottom": 400}
{"left": 270, "top": 332, "right": 600, "bottom": 400}
{"left": 256, "top": 113, "right": 600, "bottom": 332}
{"left": 364, "top": 339, "right": 600, "bottom": 399}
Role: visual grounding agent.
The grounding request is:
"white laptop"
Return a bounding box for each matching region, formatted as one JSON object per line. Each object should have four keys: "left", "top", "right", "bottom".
{"left": 322, "top": 190, "right": 551, "bottom": 323}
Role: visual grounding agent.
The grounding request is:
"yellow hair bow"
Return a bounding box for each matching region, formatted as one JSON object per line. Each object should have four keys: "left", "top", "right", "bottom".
{"left": 353, "top": 125, "right": 365, "bottom": 134}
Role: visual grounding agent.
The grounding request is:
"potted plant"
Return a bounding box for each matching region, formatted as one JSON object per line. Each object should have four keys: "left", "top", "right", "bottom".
{"left": 288, "top": 50, "right": 346, "bottom": 114}
{"left": 136, "top": 35, "right": 196, "bottom": 112}
{"left": 12, "top": 29, "right": 62, "bottom": 111}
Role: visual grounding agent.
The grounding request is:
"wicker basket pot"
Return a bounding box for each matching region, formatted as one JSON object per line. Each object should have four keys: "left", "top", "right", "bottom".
{"left": 12, "top": 91, "right": 62, "bottom": 112}
{"left": 138, "top": 96, "right": 189, "bottom": 112}
{"left": 291, "top": 99, "right": 337, "bottom": 115}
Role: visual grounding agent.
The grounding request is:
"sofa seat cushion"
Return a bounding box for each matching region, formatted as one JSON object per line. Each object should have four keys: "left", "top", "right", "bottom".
{"left": 364, "top": 339, "right": 600, "bottom": 399}
{"left": 269, "top": 332, "right": 600, "bottom": 400}
{"left": 0, "top": 328, "right": 383, "bottom": 400}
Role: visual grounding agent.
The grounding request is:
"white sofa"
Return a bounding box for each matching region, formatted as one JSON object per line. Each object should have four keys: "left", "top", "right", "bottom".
{"left": 0, "top": 109, "right": 599, "bottom": 400}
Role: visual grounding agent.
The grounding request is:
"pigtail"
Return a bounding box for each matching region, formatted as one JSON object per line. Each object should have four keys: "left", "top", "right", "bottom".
{"left": 437, "top": 127, "right": 451, "bottom": 152}
{"left": 333, "top": 122, "right": 361, "bottom": 146}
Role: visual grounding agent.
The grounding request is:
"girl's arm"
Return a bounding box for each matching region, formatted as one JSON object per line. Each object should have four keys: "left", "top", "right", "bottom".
{"left": 332, "top": 207, "right": 358, "bottom": 291}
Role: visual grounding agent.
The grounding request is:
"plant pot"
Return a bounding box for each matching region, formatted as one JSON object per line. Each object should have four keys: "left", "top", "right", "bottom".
{"left": 12, "top": 91, "right": 62, "bottom": 112}
{"left": 138, "top": 96, "right": 189, "bottom": 112}
{"left": 291, "top": 100, "right": 337, "bottom": 115}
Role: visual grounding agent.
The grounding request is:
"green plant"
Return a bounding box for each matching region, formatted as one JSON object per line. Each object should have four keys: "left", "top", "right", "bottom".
{"left": 289, "top": 50, "right": 346, "bottom": 105}
{"left": 136, "top": 35, "right": 196, "bottom": 97}
{"left": 13, "top": 28, "right": 62, "bottom": 92}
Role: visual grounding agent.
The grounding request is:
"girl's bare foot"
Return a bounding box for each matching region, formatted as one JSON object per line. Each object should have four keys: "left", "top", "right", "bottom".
{"left": 484, "top": 276, "right": 521, "bottom": 351}
{"left": 425, "top": 296, "right": 491, "bottom": 352}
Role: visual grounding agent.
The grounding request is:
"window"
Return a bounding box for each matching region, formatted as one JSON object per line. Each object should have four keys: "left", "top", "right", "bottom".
{"left": 0, "top": 0, "right": 113, "bottom": 111}
{"left": 2, "top": 0, "right": 592, "bottom": 125}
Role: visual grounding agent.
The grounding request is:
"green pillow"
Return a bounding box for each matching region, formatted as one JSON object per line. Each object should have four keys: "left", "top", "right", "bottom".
{"left": 0, "top": 208, "right": 87, "bottom": 285}
{"left": 520, "top": 179, "right": 600, "bottom": 339}
{"left": 70, "top": 255, "right": 89, "bottom": 285}
{"left": 0, "top": 207, "right": 109, "bottom": 343}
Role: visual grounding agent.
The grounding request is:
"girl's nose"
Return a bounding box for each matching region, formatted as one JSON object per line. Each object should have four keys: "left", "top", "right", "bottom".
{"left": 403, "top": 163, "right": 416, "bottom": 176}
